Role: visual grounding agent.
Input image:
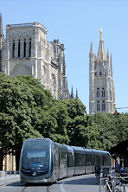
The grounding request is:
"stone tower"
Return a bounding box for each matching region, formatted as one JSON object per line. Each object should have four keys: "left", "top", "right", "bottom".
{"left": 2, "top": 22, "right": 69, "bottom": 100}
{"left": 89, "top": 29, "right": 115, "bottom": 114}
{"left": 0, "top": 13, "right": 4, "bottom": 72}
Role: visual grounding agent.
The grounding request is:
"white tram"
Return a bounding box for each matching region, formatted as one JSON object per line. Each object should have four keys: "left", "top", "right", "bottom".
{"left": 20, "top": 138, "right": 111, "bottom": 183}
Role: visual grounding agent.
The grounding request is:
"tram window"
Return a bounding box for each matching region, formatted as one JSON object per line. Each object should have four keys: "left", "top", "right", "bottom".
{"left": 22, "top": 149, "right": 49, "bottom": 169}
{"left": 59, "top": 150, "right": 67, "bottom": 168}
{"left": 75, "top": 153, "right": 85, "bottom": 166}
{"left": 24, "top": 141, "right": 49, "bottom": 149}
{"left": 53, "top": 148, "right": 59, "bottom": 168}
{"left": 86, "top": 154, "right": 92, "bottom": 166}
{"left": 103, "top": 156, "right": 111, "bottom": 166}
{"left": 67, "top": 152, "right": 74, "bottom": 167}
{"left": 27, "top": 151, "right": 46, "bottom": 158}
{"left": 92, "top": 155, "right": 96, "bottom": 165}
{"left": 96, "top": 155, "right": 102, "bottom": 165}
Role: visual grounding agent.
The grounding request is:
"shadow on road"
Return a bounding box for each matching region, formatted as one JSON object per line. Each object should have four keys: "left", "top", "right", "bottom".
{"left": 7, "top": 182, "right": 26, "bottom": 187}
{"left": 6, "top": 176, "right": 98, "bottom": 186}
{"left": 7, "top": 182, "right": 52, "bottom": 187}
{"left": 58, "top": 176, "right": 98, "bottom": 186}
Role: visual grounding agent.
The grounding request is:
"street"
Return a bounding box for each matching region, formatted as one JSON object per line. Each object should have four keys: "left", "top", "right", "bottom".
{"left": 0, "top": 174, "right": 99, "bottom": 192}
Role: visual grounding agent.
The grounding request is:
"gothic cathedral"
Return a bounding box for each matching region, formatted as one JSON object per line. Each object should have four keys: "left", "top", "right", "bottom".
{"left": 0, "top": 14, "right": 69, "bottom": 100}
{"left": 89, "top": 29, "right": 115, "bottom": 114}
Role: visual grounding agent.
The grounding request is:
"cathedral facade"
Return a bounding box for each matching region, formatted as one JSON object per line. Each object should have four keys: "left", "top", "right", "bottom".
{"left": 89, "top": 29, "right": 115, "bottom": 114}
{"left": 0, "top": 15, "right": 69, "bottom": 100}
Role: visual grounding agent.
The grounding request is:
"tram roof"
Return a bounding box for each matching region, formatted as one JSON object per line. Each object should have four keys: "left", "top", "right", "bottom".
{"left": 72, "top": 146, "right": 85, "bottom": 153}
{"left": 64, "top": 145, "right": 74, "bottom": 152}
{"left": 24, "top": 138, "right": 52, "bottom": 143}
{"left": 92, "top": 149, "right": 110, "bottom": 155}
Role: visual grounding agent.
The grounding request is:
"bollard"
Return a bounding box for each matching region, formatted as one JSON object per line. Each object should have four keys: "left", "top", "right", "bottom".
{"left": 99, "top": 179, "right": 101, "bottom": 192}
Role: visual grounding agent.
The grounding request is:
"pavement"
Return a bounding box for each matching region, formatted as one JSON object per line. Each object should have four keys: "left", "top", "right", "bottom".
{"left": 0, "top": 174, "right": 20, "bottom": 186}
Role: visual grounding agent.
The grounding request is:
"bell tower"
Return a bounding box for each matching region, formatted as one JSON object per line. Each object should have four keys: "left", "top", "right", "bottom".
{"left": 89, "top": 29, "right": 115, "bottom": 114}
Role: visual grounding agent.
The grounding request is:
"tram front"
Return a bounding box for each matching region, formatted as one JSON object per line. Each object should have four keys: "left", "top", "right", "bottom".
{"left": 20, "top": 138, "right": 52, "bottom": 183}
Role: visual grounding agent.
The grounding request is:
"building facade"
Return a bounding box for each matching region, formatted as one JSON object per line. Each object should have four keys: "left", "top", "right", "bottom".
{"left": 0, "top": 15, "right": 69, "bottom": 100}
{"left": 0, "top": 14, "right": 4, "bottom": 72}
{"left": 89, "top": 29, "right": 115, "bottom": 114}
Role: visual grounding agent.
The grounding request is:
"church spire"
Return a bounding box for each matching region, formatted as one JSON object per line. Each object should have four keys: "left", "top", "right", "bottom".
{"left": 0, "top": 13, "right": 4, "bottom": 46}
{"left": 97, "top": 28, "right": 106, "bottom": 60}
{"left": 110, "top": 53, "right": 112, "bottom": 65}
{"left": 89, "top": 29, "right": 115, "bottom": 114}
{"left": 0, "top": 13, "right": 4, "bottom": 72}
{"left": 99, "top": 28, "right": 103, "bottom": 41}
{"left": 89, "top": 42, "right": 94, "bottom": 60}
{"left": 76, "top": 88, "right": 78, "bottom": 99}
{"left": 107, "top": 49, "right": 109, "bottom": 60}
{"left": 71, "top": 86, "right": 74, "bottom": 99}
{"left": 90, "top": 42, "right": 93, "bottom": 53}
{"left": 110, "top": 53, "right": 113, "bottom": 77}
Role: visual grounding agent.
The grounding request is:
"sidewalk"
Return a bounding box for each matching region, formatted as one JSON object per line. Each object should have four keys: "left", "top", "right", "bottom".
{"left": 0, "top": 171, "right": 20, "bottom": 185}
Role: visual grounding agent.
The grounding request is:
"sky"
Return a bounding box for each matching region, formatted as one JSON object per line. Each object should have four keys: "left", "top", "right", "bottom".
{"left": 1, "top": 0, "right": 128, "bottom": 113}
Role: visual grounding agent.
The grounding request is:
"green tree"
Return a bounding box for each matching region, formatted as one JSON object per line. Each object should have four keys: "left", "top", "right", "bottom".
{"left": 64, "top": 99, "right": 87, "bottom": 146}
{"left": 114, "top": 113, "right": 128, "bottom": 144}
{"left": 34, "top": 100, "right": 69, "bottom": 144}
{"left": 93, "top": 113, "right": 117, "bottom": 150}
{"left": 0, "top": 73, "right": 42, "bottom": 169}
{"left": 85, "top": 115, "right": 101, "bottom": 149}
{"left": 63, "top": 99, "right": 86, "bottom": 119}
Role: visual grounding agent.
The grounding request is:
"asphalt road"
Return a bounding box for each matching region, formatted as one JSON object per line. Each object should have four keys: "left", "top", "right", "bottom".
{"left": 0, "top": 174, "right": 99, "bottom": 192}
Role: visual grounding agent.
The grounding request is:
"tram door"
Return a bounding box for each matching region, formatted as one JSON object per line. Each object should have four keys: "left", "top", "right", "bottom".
{"left": 53, "top": 145, "right": 59, "bottom": 181}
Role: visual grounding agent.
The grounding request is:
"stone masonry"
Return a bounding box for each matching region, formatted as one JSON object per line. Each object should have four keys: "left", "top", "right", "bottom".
{"left": 0, "top": 16, "right": 69, "bottom": 100}
{"left": 89, "top": 29, "right": 115, "bottom": 114}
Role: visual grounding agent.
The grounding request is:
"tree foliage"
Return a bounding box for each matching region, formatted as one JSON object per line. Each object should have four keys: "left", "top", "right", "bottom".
{"left": 0, "top": 73, "right": 70, "bottom": 169}
{"left": 0, "top": 72, "right": 128, "bottom": 170}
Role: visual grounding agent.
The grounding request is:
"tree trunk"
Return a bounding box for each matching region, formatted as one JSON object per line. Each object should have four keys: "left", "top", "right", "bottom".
{"left": 15, "top": 149, "right": 21, "bottom": 171}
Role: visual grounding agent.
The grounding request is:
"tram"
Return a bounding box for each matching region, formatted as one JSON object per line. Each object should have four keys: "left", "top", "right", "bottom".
{"left": 19, "top": 138, "right": 111, "bottom": 183}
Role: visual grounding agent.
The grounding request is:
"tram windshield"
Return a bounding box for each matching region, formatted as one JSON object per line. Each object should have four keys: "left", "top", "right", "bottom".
{"left": 21, "top": 141, "right": 50, "bottom": 171}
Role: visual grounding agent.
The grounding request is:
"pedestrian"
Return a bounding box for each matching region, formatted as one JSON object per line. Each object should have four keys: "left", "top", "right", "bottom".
{"left": 95, "top": 162, "right": 101, "bottom": 183}
{"left": 115, "top": 160, "right": 120, "bottom": 173}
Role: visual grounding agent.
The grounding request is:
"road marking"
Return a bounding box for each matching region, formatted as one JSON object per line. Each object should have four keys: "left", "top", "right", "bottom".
{"left": 60, "top": 181, "right": 66, "bottom": 192}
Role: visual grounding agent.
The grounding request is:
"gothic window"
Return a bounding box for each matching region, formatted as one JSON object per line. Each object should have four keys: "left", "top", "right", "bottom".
{"left": 24, "top": 39, "right": 26, "bottom": 57}
{"left": 97, "top": 101, "right": 100, "bottom": 111}
{"left": 18, "top": 39, "right": 20, "bottom": 57}
{"left": 110, "top": 89, "right": 112, "bottom": 100}
{"left": 102, "top": 101, "right": 106, "bottom": 111}
{"left": 12, "top": 40, "right": 15, "bottom": 58}
{"left": 102, "top": 87, "right": 105, "bottom": 97}
{"left": 63, "top": 78, "right": 65, "bottom": 89}
{"left": 96, "top": 88, "right": 100, "bottom": 98}
{"left": 29, "top": 38, "right": 31, "bottom": 57}
{"left": 63, "top": 64, "right": 65, "bottom": 76}
{"left": 94, "top": 62, "right": 97, "bottom": 69}
{"left": 95, "top": 72, "right": 97, "bottom": 77}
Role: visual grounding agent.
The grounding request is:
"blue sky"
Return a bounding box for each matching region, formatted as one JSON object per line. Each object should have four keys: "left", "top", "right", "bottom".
{"left": 1, "top": 0, "right": 128, "bottom": 113}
